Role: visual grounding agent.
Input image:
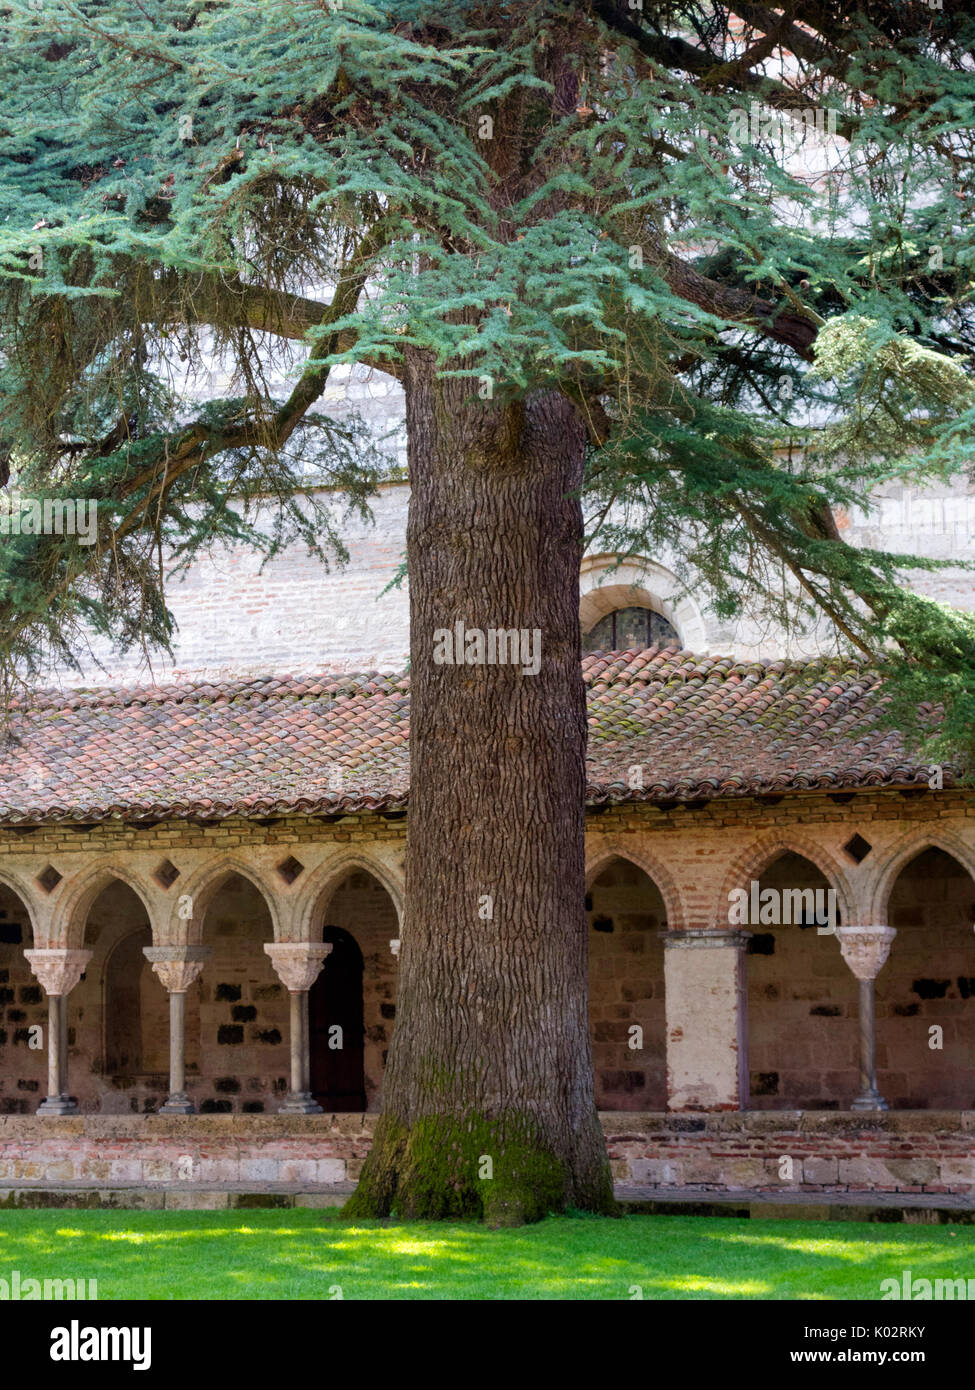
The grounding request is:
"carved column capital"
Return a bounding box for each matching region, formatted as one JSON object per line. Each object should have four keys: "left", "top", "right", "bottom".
{"left": 24, "top": 948, "right": 92, "bottom": 997}
{"left": 143, "top": 945, "right": 212, "bottom": 993}
{"left": 836, "top": 926, "right": 897, "bottom": 981}
{"left": 264, "top": 942, "right": 332, "bottom": 993}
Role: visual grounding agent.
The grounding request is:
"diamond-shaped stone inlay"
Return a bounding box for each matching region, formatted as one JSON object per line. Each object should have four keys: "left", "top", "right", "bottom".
{"left": 153, "top": 859, "right": 180, "bottom": 890}
{"left": 36, "top": 865, "right": 62, "bottom": 894}
{"left": 843, "top": 834, "right": 872, "bottom": 864}
{"left": 276, "top": 856, "right": 305, "bottom": 886}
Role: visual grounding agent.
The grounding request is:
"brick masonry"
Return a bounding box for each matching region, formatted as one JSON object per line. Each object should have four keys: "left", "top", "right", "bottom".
{"left": 61, "top": 472, "right": 975, "bottom": 688}
{"left": 0, "top": 789, "right": 973, "bottom": 1150}
{"left": 0, "top": 1112, "right": 973, "bottom": 1195}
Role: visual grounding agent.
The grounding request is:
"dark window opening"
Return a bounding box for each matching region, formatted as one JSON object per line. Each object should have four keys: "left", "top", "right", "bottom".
{"left": 582, "top": 606, "right": 680, "bottom": 654}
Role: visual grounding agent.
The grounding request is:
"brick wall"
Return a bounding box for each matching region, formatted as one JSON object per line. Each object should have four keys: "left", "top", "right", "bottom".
{"left": 1, "top": 1112, "right": 973, "bottom": 1195}
{"left": 604, "top": 1112, "right": 975, "bottom": 1193}
{"left": 587, "top": 859, "right": 666, "bottom": 1109}
{"left": 0, "top": 790, "right": 973, "bottom": 1121}
{"left": 326, "top": 872, "right": 399, "bottom": 1110}
{"left": 746, "top": 852, "right": 859, "bottom": 1109}
{"left": 0, "top": 885, "right": 45, "bottom": 1113}
{"left": 59, "top": 472, "right": 975, "bottom": 687}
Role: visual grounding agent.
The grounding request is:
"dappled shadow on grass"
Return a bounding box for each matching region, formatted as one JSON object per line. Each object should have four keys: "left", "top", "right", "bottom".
{"left": 0, "top": 1211, "right": 972, "bottom": 1300}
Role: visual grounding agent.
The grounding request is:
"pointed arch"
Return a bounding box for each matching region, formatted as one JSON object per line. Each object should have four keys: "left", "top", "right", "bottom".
{"left": 868, "top": 826, "right": 975, "bottom": 926}
{"left": 295, "top": 851, "right": 405, "bottom": 942}
{"left": 585, "top": 841, "right": 685, "bottom": 932}
{"left": 170, "top": 856, "right": 283, "bottom": 944}
{"left": 713, "top": 831, "right": 858, "bottom": 930}
{"left": 55, "top": 857, "right": 157, "bottom": 949}
{"left": 0, "top": 867, "right": 41, "bottom": 943}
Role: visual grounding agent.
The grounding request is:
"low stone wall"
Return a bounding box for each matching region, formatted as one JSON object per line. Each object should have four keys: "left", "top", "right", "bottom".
{"left": 605, "top": 1113, "right": 975, "bottom": 1193}
{"left": 0, "top": 1113, "right": 376, "bottom": 1186}
{"left": 0, "top": 1112, "right": 973, "bottom": 1194}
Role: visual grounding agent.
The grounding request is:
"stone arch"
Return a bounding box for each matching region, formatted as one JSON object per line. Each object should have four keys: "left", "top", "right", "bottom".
{"left": 585, "top": 849, "right": 669, "bottom": 1110}
{"left": 101, "top": 921, "right": 156, "bottom": 1076}
{"left": 178, "top": 861, "right": 286, "bottom": 1114}
{"left": 713, "top": 831, "right": 858, "bottom": 931}
{"left": 0, "top": 873, "right": 46, "bottom": 1113}
{"left": 579, "top": 554, "right": 708, "bottom": 652}
{"left": 66, "top": 875, "right": 156, "bottom": 1113}
{"left": 300, "top": 854, "right": 403, "bottom": 1112}
{"left": 868, "top": 826, "right": 975, "bottom": 926}
{"left": 0, "top": 868, "right": 41, "bottom": 943}
{"left": 170, "top": 857, "right": 284, "bottom": 945}
{"left": 295, "top": 852, "right": 405, "bottom": 942}
{"left": 56, "top": 858, "right": 157, "bottom": 949}
{"left": 585, "top": 842, "right": 685, "bottom": 932}
{"left": 873, "top": 837, "right": 975, "bottom": 1109}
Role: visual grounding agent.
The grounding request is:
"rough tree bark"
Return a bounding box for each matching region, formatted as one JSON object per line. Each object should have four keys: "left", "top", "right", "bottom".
{"left": 346, "top": 352, "right": 616, "bottom": 1224}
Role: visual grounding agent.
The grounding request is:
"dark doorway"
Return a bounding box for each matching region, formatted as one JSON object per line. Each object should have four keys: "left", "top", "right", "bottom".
{"left": 309, "top": 926, "right": 366, "bottom": 1111}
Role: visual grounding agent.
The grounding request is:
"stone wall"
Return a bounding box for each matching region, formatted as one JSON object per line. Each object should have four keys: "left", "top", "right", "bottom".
{"left": 746, "top": 852, "right": 859, "bottom": 1109}
{"left": 326, "top": 872, "right": 399, "bottom": 1110}
{"left": 604, "top": 1112, "right": 975, "bottom": 1193}
{"left": 587, "top": 860, "right": 666, "bottom": 1109}
{"left": 60, "top": 472, "right": 975, "bottom": 687}
{"left": 2, "top": 1112, "right": 974, "bottom": 1195}
{"left": 1, "top": 789, "right": 973, "bottom": 1120}
{"left": 879, "top": 848, "right": 975, "bottom": 1110}
{"left": 0, "top": 885, "right": 45, "bottom": 1113}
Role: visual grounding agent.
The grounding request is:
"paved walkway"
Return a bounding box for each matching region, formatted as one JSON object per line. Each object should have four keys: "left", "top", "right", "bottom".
{"left": 1, "top": 1180, "right": 974, "bottom": 1219}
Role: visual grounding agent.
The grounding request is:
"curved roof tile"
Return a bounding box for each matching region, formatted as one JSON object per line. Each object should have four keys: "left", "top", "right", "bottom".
{"left": 0, "top": 648, "right": 956, "bottom": 824}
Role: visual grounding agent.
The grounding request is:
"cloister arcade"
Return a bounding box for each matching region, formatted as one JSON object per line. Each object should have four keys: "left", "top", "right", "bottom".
{"left": 1, "top": 815, "right": 972, "bottom": 1120}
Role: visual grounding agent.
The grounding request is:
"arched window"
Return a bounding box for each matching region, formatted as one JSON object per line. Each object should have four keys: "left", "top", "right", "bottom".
{"left": 582, "top": 605, "right": 679, "bottom": 654}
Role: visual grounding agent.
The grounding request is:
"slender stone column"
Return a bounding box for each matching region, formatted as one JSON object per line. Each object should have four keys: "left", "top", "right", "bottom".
{"left": 143, "top": 946, "right": 212, "bottom": 1114}
{"left": 264, "top": 943, "right": 333, "bottom": 1113}
{"left": 662, "top": 929, "right": 751, "bottom": 1111}
{"left": 835, "top": 926, "right": 897, "bottom": 1112}
{"left": 24, "top": 949, "right": 92, "bottom": 1115}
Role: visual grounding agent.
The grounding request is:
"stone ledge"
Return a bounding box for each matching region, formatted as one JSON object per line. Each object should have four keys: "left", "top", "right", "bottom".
{"left": 615, "top": 1187, "right": 975, "bottom": 1223}
{"left": 0, "top": 1112, "right": 380, "bottom": 1138}
{"left": 3, "top": 1181, "right": 975, "bottom": 1220}
{"left": 0, "top": 1110, "right": 969, "bottom": 1137}
{"left": 598, "top": 1111, "right": 975, "bottom": 1136}
{"left": 2, "top": 1113, "right": 973, "bottom": 1194}
{"left": 0, "top": 1182, "right": 355, "bottom": 1211}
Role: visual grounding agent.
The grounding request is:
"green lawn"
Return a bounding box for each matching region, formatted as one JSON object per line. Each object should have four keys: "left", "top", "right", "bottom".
{"left": 0, "top": 1209, "right": 973, "bottom": 1299}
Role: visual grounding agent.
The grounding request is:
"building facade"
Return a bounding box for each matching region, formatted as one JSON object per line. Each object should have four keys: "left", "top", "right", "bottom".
{"left": 1, "top": 407, "right": 974, "bottom": 1198}
{"left": 0, "top": 641, "right": 973, "bottom": 1199}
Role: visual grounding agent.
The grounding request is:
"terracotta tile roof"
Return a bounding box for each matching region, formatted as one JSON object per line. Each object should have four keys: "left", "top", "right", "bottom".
{"left": 0, "top": 649, "right": 953, "bottom": 825}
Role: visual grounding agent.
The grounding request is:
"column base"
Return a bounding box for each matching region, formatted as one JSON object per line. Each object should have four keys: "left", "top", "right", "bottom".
{"left": 279, "top": 1092, "right": 323, "bottom": 1115}
{"left": 851, "top": 1090, "right": 888, "bottom": 1112}
{"left": 37, "top": 1095, "right": 79, "bottom": 1116}
{"left": 159, "top": 1094, "right": 196, "bottom": 1115}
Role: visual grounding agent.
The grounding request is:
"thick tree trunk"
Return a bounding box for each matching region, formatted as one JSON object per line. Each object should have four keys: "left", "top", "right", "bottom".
{"left": 347, "top": 355, "right": 615, "bottom": 1225}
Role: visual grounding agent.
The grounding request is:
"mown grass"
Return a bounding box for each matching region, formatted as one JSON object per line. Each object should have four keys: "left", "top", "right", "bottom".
{"left": 0, "top": 1209, "right": 973, "bottom": 1299}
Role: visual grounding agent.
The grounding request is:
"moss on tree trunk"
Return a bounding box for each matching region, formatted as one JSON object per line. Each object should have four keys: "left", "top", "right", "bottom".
{"left": 347, "top": 356, "right": 616, "bottom": 1225}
